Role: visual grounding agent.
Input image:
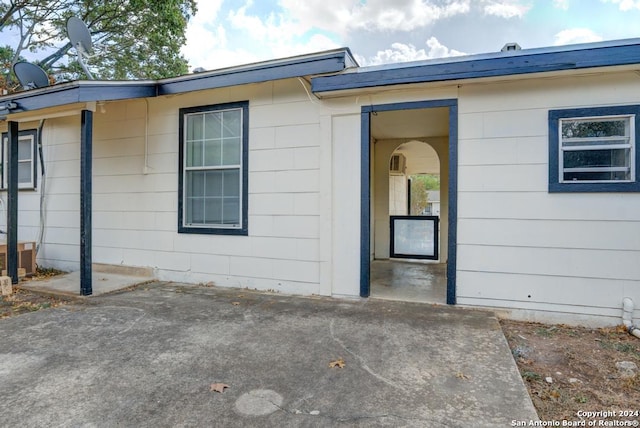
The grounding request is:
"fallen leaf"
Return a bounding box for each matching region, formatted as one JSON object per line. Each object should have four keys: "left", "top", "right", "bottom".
{"left": 456, "top": 372, "right": 470, "bottom": 380}
{"left": 329, "top": 358, "right": 345, "bottom": 368}
{"left": 231, "top": 301, "right": 240, "bottom": 306}
{"left": 210, "top": 383, "right": 229, "bottom": 393}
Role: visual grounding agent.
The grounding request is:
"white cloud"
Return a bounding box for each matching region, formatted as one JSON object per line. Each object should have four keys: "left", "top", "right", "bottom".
{"left": 362, "top": 37, "right": 466, "bottom": 66}
{"left": 602, "top": 0, "right": 640, "bottom": 10}
{"left": 553, "top": 0, "right": 570, "bottom": 9}
{"left": 553, "top": 28, "right": 603, "bottom": 45}
{"left": 279, "top": 0, "right": 473, "bottom": 35}
{"left": 483, "top": 1, "right": 531, "bottom": 18}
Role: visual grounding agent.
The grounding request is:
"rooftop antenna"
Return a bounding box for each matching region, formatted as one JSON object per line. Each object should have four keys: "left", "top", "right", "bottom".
{"left": 13, "top": 62, "right": 50, "bottom": 90}
{"left": 66, "top": 16, "right": 94, "bottom": 79}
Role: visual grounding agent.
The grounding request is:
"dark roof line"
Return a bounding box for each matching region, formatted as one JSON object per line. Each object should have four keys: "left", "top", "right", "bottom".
{"left": 0, "top": 48, "right": 356, "bottom": 116}
{"left": 311, "top": 38, "right": 640, "bottom": 94}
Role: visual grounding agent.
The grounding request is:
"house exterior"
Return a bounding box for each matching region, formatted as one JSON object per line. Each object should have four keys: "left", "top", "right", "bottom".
{"left": 1, "top": 39, "right": 640, "bottom": 326}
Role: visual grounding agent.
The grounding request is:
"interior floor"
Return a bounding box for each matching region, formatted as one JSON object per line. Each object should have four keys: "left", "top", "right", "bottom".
{"left": 370, "top": 259, "right": 447, "bottom": 304}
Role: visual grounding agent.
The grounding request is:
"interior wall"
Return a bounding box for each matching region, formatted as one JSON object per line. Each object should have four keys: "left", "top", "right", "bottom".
{"left": 373, "top": 137, "right": 449, "bottom": 261}
{"left": 388, "top": 175, "right": 407, "bottom": 216}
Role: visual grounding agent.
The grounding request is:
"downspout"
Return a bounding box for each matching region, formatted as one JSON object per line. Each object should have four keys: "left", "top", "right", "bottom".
{"left": 622, "top": 297, "right": 640, "bottom": 339}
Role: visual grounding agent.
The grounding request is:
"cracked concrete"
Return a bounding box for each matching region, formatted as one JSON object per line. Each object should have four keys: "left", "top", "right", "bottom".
{"left": 0, "top": 282, "right": 538, "bottom": 427}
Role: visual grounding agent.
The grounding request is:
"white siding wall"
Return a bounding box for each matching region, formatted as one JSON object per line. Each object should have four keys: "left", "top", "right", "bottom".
{"left": 457, "top": 71, "right": 640, "bottom": 325}
{"left": 21, "top": 79, "right": 325, "bottom": 295}
{"left": 0, "top": 117, "right": 81, "bottom": 271}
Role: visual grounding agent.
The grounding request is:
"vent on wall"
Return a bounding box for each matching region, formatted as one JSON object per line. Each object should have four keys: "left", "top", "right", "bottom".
{"left": 390, "top": 153, "right": 406, "bottom": 175}
{"left": 0, "top": 241, "right": 36, "bottom": 276}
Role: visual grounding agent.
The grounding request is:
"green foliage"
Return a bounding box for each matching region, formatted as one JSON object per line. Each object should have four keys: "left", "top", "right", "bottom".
{"left": 409, "top": 174, "right": 440, "bottom": 215}
{"left": 1, "top": 0, "right": 197, "bottom": 92}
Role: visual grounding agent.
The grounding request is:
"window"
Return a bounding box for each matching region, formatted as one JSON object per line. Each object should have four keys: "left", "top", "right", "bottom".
{"left": 1, "top": 129, "right": 37, "bottom": 190}
{"left": 178, "top": 101, "right": 249, "bottom": 234}
{"left": 549, "top": 105, "right": 640, "bottom": 192}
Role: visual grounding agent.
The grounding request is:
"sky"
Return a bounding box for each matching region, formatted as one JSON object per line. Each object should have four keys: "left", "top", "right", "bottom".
{"left": 180, "top": 0, "right": 640, "bottom": 71}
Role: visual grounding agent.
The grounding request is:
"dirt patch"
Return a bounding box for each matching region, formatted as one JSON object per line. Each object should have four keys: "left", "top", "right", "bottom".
{"left": 1, "top": 288, "right": 73, "bottom": 318}
{"left": 501, "top": 320, "right": 640, "bottom": 424}
{"left": 1, "top": 267, "right": 72, "bottom": 318}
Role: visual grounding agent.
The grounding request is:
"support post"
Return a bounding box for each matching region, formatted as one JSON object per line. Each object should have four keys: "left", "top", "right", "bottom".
{"left": 6, "top": 121, "right": 18, "bottom": 284}
{"left": 80, "top": 110, "right": 93, "bottom": 295}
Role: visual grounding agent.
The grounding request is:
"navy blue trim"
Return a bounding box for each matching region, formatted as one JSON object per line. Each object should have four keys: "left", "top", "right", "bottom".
{"left": 446, "top": 104, "right": 458, "bottom": 305}
{"left": 4, "top": 83, "right": 157, "bottom": 113}
{"left": 548, "top": 104, "right": 640, "bottom": 193}
{"left": 1, "top": 129, "right": 37, "bottom": 190}
{"left": 6, "top": 121, "right": 18, "bottom": 284}
{"left": 312, "top": 40, "right": 640, "bottom": 93}
{"left": 159, "top": 50, "right": 355, "bottom": 95}
{"left": 389, "top": 216, "right": 439, "bottom": 260}
{"left": 360, "top": 111, "right": 370, "bottom": 297}
{"left": 178, "top": 101, "right": 249, "bottom": 236}
{"left": 0, "top": 49, "right": 356, "bottom": 114}
{"left": 360, "top": 99, "right": 458, "bottom": 304}
{"left": 80, "top": 110, "right": 93, "bottom": 296}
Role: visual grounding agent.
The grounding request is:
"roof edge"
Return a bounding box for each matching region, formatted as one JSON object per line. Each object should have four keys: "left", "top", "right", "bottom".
{"left": 311, "top": 38, "right": 640, "bottom": 94}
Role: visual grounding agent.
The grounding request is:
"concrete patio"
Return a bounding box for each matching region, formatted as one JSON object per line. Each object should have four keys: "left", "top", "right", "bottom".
{"left": 0, "top": 282, "right": 538, "bottom": 427}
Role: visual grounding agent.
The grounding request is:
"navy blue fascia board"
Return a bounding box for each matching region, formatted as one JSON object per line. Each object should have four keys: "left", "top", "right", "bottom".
{"left": 312, "top": 42, "right": 640, "bottom": 93}
{"left": 2, "top": 82, "right": 156, "bottom": 113}
{"left": 159, "top": 51, "right": 353, "bottom": 95}
{"left": 549, "top": 104, "right": 640, "bottom": 193}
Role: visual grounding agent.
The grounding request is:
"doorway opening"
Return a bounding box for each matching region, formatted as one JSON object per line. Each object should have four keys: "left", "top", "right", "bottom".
{"left": 361, "top": 100, "right": 458, "bottom": 304}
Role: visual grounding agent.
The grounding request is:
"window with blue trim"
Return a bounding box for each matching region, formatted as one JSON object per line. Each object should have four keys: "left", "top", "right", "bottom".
{"left": 549, "top": 105, "right": 640, "bottom": 192}
{"left": 1, "top": 129, "right": 37, "bottom": 190}
{"left": 178, "top": 101, "right": 249, "bottom": 235}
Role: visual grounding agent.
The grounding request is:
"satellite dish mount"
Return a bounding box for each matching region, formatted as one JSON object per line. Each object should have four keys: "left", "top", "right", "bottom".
{"left": 67, "top": 17, "right": 94, "bottom": 79}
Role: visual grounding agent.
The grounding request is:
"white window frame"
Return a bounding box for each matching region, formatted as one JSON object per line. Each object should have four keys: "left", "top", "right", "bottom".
{"left": 558, "top": 114, "right": 634, "bottom": 184}
{"left": 1, "top": 129, "right": 37, "bottom": 190}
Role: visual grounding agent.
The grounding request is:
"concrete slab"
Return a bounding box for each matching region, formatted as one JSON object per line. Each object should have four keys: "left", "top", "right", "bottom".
{"left": 0, "top": 283, "right": 538, "bottom": 427}
{"left": 18, "top": 266, "right": 154, "bottom": 297}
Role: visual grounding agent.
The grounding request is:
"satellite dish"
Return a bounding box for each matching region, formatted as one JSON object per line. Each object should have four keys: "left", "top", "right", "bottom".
{"left": 13, "top": 62, "right": 50, "bottom": 90}
{"left": 67, "top": 17, "right": 92, "bottom": 53}
{"left": 66, "top": 16, "right": 94, "bottom": 79}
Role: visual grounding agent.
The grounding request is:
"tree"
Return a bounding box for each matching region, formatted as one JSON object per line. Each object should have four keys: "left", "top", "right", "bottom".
{"left": 0, "top": 0, "right": 196, "bottom": 93}
{"left": 409, "top": 174, "right": 440, "bottom": 215}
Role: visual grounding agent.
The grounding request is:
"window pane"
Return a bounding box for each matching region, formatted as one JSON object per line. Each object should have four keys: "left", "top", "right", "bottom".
{"left": 222, "top": 138, "right": 241, "bottom": 165}
{"left": 204, "top": 198, "right": 222, "bottom": 224}
{"left": 562, "top": 119, "right": 627, "bottom": 139}
{"left": 186, "top": 114, "right": 203, "bottom": 141}
{"left": 187, "top": 171, "right": 204, "bottom": 197}
{"left": 563, "top": 148, "right": 629, "bottom": 169}
{"left": 186, "top": 197, "right": 204, "bottom": 224}
{"left": 204, "top": 139, "right": 222, "bottom": 166}
{"left": 204, "top": 112, "right": 222, "bottom": 139}
{"left": 205, "top": 171, "right": 223, "bottom": 197}
{"left": 186, "top": 140, "right": 203, "bottom": 167}
{"left": 18, "top": 163, "right": 31, "bottom": 183}
{"left": 222, "top": 198, "right": 240, "bottom": 224}
{"left": 223, "top": 169, "right": 240, "bottom": 197}
{"left": 223, "top": 110, "right": 241, "bottom": 138}
{"left": 18, "top": 139, "right": 31, "bottom": 161}
{"left": 564, "top": 170, "right": 630, "bottom": 181}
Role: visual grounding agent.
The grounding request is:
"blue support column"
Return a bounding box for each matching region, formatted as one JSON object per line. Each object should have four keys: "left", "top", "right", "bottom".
{"left": 6, "top": 121, "right": 18, "bottom": 284}
{"left": 80, "top": 110, "right": 93, "bottom": 295}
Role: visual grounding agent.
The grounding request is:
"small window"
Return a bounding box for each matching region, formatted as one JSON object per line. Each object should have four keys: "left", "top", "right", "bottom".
{"left": 178, "top": 101, "right": 249, "bottom": 235}
{"left": 1, "top": 129, "right": 37, "bottom": 190}
{"left": 549, "top": 106, "right": 640, "bottom": 192}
